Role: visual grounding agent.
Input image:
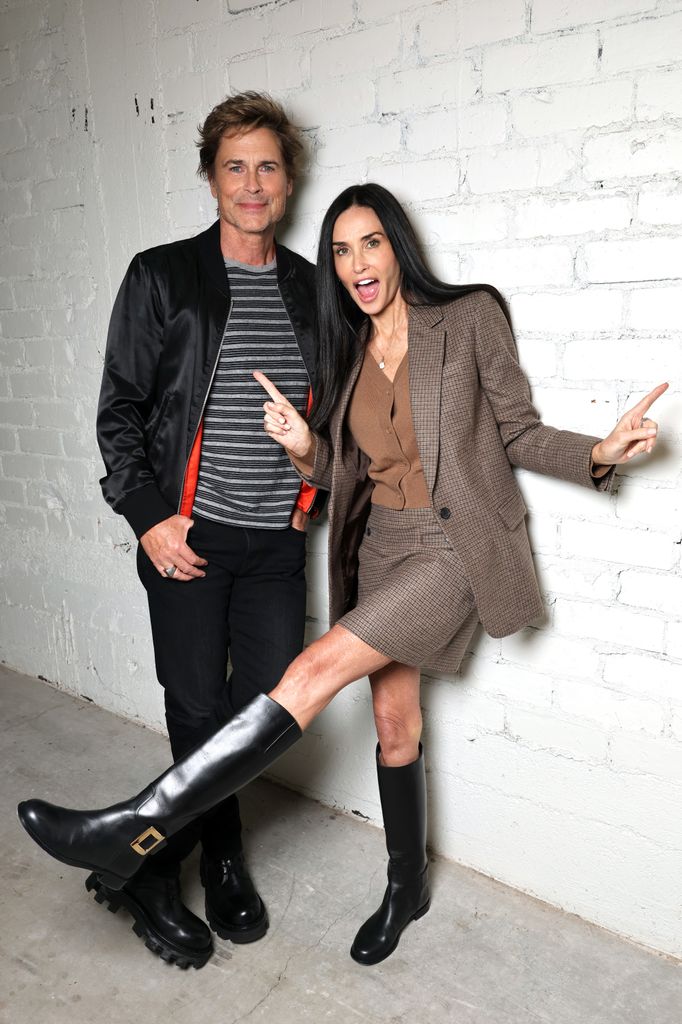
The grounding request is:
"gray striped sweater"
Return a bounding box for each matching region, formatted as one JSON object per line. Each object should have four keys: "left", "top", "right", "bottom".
{"left": 193, "top": 258, "right": 310, "bottom": 529}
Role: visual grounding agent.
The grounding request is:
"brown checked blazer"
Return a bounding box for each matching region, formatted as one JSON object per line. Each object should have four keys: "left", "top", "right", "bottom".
{"left": 298, "top": 290, "right": 615, "bottom": 639}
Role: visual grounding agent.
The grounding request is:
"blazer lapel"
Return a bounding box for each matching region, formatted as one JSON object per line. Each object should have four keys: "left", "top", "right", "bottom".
{"left": 331, "top": 336, "right": 366, "bottom": 452}
{"left": 408, "top": 304, "right": 445, "bottom": 496}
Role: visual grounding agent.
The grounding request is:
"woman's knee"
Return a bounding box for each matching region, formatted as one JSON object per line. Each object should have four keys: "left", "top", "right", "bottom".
{"left": 274, "top": 627, "right": 388, "bottom": 707}
{"left": 373, "top": 703, "right": 422, "bottom": 764}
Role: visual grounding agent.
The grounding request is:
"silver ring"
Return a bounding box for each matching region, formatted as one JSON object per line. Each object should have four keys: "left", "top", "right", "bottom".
{"left": 164, "top": 566, "right": 177, "bottom": 578}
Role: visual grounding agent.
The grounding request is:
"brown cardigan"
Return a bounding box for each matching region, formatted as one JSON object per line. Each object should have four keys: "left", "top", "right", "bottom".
{"left": 345, "top": 347, "right": 430, "bottom": 509}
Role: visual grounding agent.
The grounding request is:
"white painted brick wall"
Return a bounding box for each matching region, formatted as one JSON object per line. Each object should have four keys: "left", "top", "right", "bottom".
{"left": 601, "top": 11, "right": 682, "bottom": 75}
{"left": 637, "top": 188, "right": 682, "bottom": 226}
{"left": 637, "top": 68, "right": 682, "bottom": 120}
{"left": 1, "top": 0, "right": 680, "bottom": 962}
{"left": 511, "top": 290, "right": 623, "bottom": 331}
{"left": 466, "top": 141, "right": 575, "bottom": 194}
{"left": 482, "top": 33, "right": 597, "bottom": 92}
{"left": 512, "top": 80, "right": 633, "bottom": 137}
{"left": 584, "top": 127, "right": 682, "bottom": 181}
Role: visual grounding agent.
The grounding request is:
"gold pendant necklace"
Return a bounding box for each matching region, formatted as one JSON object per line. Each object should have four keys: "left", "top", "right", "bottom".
{"left": 372, "top": 339, "right": 387, "bottom": 369}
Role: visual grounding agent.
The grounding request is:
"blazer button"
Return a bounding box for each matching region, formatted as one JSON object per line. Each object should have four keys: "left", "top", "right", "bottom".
{"left": 439, "top": 507, "right": 451, "bottom": 520}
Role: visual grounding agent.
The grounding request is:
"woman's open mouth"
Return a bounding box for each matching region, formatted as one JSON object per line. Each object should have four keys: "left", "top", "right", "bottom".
{"left": 355, "top": 278, "right": 380, "bottom": 303}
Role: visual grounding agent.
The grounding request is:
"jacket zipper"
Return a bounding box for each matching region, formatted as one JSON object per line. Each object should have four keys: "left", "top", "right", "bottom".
{"left": 177, "top": 298, "right": 233, "bottom": 512}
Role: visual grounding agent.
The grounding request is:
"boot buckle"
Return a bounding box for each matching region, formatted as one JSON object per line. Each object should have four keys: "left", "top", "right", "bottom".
{"left": 130, "top": 826, "right": 165, "bottom": 856}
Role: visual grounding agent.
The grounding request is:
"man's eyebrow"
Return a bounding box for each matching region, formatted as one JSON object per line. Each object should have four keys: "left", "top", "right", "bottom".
{"left": 223, "top": 157, "right": 281, "bottom": 165}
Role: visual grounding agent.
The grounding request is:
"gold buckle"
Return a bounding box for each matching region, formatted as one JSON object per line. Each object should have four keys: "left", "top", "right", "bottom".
{"left": 130, "top": 826, "right": 165, "bottom": 856}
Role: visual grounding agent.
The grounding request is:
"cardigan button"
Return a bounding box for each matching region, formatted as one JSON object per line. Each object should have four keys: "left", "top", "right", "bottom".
{"left": 439, "top": 507, "right": 451, "bottom": 520}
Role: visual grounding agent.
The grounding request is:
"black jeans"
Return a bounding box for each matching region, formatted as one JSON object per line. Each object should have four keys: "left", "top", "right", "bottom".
{"left": 136, "top": 515, "right": 307, "bottom": 872}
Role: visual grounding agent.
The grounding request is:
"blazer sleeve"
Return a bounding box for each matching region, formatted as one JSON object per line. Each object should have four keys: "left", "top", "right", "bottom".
{"left": 288, "top": 431, "right": 334, "bottom": 491}
{"left": 474, "top": 292, "right": 615, "bottom": 492}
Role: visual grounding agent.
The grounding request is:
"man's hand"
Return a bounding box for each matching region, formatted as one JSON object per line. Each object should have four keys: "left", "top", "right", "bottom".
{"left": 592, "top": 382, "right": 669, "bottom": 467}
{"left": 290, "top": 507, "right": 309, "bottom": 533}
{"left": 254, "top": 370, "right": 314, "bottom": 459}
{"left": 140, "top": 515, "right": 208, "bottom": 581}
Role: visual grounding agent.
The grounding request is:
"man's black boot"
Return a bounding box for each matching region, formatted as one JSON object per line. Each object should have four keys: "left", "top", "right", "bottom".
{"left": 350, "top": 745, "right": 430, "bottom": 966}
{"left": 17, "top": 694, "right": 301, "bottom": 889}
{"left": 85, "top": 867, "right": 213, "bottom": 969}
{"left": 201, "top": 850, "right": 268, "bottom": 942}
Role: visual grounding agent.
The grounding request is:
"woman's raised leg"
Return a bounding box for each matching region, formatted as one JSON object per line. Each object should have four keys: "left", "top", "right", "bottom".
{"left": 268, "top": 624, "right": 393, "bottom": 728}
{"left": 17, "top": 626, "right": 390, "bottom": 888}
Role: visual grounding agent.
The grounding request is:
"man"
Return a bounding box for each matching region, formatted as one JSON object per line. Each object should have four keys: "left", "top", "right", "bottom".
{"left": 94, "top": 92, "right": 322, "bottom": 969}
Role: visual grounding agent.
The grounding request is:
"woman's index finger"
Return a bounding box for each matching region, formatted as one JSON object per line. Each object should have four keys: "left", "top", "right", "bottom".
{"left": 632, "top": 381, "right": 669, "bottom": 417}
{"left": 253, "top": 370, "right": 285, "bottom": 404}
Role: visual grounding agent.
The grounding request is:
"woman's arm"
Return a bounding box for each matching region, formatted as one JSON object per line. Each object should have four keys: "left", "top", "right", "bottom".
{"left": 473, "top": 292, "right": 616, "bottom": 490}
{"left": 254, "top": 371, "right": 334, "bottom": 491}
{"left": 289, "top": 432, "right": 334, "bottom": 492}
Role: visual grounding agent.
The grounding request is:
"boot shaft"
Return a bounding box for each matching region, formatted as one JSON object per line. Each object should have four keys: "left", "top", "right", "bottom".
{"left": 18, "top": 693, "right": 301, "bottom": 889}
{"left": 139, "top": 694, "right": 300, "bottom": 830}
{"left": 376, "top": 744, "right": 427, "bottom": 872}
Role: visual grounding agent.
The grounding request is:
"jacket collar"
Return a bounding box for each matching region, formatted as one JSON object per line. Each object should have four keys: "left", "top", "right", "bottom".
{"left": 409, "top": 302, "right": 444, "bottom": 328}
{"left": 349, "top": 301, "right": 445, "bottom": 339}
{"left": 196, "top": 219, "right": 293, "bottom": 295}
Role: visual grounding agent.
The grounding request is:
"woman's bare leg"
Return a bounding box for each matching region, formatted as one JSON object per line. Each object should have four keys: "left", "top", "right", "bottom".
{"left": 369, "top": 662, "right": 422, "bottom": 766}
{"left": 269, "top": 624, "right": 392, "bottom": 729}
{"left": 350, "top": 661, "right": 428, "bottom": 965}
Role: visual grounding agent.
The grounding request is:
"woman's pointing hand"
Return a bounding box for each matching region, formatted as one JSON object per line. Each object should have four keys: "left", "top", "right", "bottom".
{"left": 254, "top": 370, "right": 314, "bottom": 459}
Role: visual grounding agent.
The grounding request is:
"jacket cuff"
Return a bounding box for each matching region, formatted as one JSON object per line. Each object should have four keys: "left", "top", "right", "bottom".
{"left": 117, "top": 484, "right": 176, "bottom": 539}
{"left": 590, "top": 461, "right": 616, "bottom": 492}
{"left": 585, "top": 436, "right": 616, "bottom": 492}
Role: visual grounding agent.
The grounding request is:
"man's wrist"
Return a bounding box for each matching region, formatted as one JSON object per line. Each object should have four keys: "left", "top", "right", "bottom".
{"left": 290, "top": 506, "right": 310, "bottom": 531}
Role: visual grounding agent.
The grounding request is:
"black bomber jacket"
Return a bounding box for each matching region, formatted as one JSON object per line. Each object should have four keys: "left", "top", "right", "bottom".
{"left": 96, "top": 220, "right": 323, "bottom": 538}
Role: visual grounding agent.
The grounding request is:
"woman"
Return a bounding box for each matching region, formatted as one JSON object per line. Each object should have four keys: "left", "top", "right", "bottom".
{"left": 18, "top": 185, "right": 667, "bottom": 966}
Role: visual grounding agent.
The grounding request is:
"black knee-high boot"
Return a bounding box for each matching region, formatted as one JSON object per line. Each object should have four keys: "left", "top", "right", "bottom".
{"left": 350, "top": 745, "right": 430, "bottom": 965}
{"left": 17, "top": 694, "right": 300, "bottom": 890}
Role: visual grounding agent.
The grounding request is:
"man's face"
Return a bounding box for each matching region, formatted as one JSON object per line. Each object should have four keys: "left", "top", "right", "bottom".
{"left": 209, "top": 126, "right": 293, "bottom": 238}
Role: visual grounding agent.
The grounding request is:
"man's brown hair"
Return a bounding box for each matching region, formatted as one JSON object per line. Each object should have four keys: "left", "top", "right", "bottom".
{"left": 197, "top": 91, "right": 305, "bottom": 183}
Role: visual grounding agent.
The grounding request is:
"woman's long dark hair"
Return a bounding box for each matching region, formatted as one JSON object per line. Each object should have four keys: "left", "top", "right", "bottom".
{"left": 309, "top": 182, "right": 508, "bottom": 432}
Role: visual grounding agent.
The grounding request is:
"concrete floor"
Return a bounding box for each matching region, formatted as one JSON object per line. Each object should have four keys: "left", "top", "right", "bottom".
{"left": 1, "top": 666, "right": 680, "bottom": 1024}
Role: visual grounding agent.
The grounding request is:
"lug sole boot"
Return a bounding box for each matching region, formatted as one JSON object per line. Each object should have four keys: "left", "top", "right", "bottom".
{"left": 18, "top": 694, "right": 301, "bottom": 890}
{"left": 350, "top": 745, "right": 430, "bottom": 966}
{"left": 85, "top": 870, "right": 213, "bottom": 969}
{"left": 200, "top": 851, "right": 269, "bottom": 943}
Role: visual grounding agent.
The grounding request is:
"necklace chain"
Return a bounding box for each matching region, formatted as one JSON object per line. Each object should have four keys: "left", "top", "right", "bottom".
{"left": 369, "top": 318, "right": 407, "bottom": 371}
{"left": 370, "top": 336, "right": 389, "bottom": 370}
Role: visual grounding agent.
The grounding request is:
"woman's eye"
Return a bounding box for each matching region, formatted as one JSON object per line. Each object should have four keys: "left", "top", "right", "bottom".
{"left": 366, "top": 238, "right": 379, "bottom": 248}
{"left": 334, "top": 247, "right": 348, "bottom": 257}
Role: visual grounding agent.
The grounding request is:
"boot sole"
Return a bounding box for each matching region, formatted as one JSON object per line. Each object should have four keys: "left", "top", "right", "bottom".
{"left": 204, "top": 903, "right": 269, "bottom": 943}
{"left": 200, "top": 858, "right": 269, "bottom": 943}
{"left": 350, "top": 899, "right": 431, "bottom": 966}
{"left": 18, "top": 807, "right": 129, "bottom": 890}
{"left": 85, "top": 873, "right": 213, "bottom": 970}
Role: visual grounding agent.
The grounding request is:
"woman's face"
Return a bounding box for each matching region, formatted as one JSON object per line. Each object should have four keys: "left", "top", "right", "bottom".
{"left": 332, "top": 206, "right": 402, "bottom": 318}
